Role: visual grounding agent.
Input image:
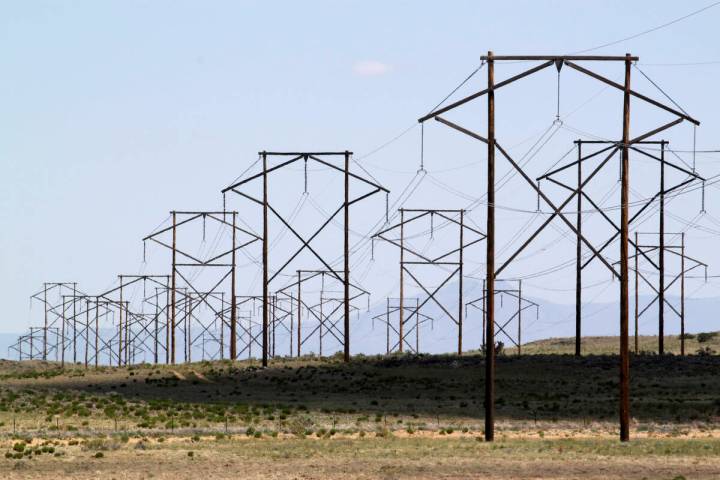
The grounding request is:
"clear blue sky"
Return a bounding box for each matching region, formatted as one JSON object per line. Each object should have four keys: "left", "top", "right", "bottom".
{"left": 2, "top": 1, "right": 719, "bottom": 343}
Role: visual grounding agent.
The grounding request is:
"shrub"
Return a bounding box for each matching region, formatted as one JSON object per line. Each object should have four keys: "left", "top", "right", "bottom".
{"left": 94, "top": 452, "right": 104, "bottom": 458}
{"left": 697, "top": 332, "right": 717, "bottom": 343}
{"left": 696, "top": 346, "right": 716, "bottom": 356}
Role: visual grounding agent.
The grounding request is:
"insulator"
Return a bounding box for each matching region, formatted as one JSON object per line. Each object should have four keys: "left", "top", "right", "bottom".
{"left": 555, "top": 68, "right": 561, "bottom": 121}
{"left": 536, "top": 180, "right": 541, "bottom": 212}
{"left": 371, "top": 238, "right": 375, "bottom": 261}
{"left": 701, "top": 181, "right": 706, "bottom": 213}
{"left": 304, "top": 157, "right": 308, "bottom": 194}
{"left": 419, "top": 122, "right": 425, "bottom": 173}
{"left": 143, "top": 241, "right": 147, "bottom": 263}
{"left": 223, "top": 193, "right": 227, "bottom": 222}
{"left": 430, "top": 212, "right": 434, "bottom": 239}
{"left": 202, "top": 214, "right": 206, "bottom": 242}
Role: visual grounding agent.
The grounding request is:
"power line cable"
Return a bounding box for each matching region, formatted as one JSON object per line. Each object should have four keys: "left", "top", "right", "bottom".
{"left": 571, "top": 1, "right": 720, "bottom": 54}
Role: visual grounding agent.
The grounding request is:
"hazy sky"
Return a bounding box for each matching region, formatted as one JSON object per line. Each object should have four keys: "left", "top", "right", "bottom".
{"left": 2, "top": 1, "right": 720, "bottom": 343}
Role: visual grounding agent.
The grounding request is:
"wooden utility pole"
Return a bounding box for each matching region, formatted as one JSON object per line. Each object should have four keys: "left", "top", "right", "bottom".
{"left": 165, "top": 284, "right": 170, "bottom": 364}
{"left": 344, "top": 151, "right": 351, "bottom": 362}
{"left": 576, "top": 144, "right": 582, "bottom": 356}
{"left": 518, "top": 280, "right": 522, "bottom": 356}
{"left": 155, "top": 288, "right": 161, "bottom": 363}
{"left": 84, "top": 299, "right": 89, "bottom": 368}
{"left": 659, "top": 143, "right": 665, "bottom": 355}
{"left": 289, "top": 293, "right": 294, "bottom": 356}
{"left": 43, "top": 284, "right": 48, "bottom": 360}
{"left": 458, "top": 210, "right": 464, "bottom": 355}
{"left": 619, "top": 53, "right": 632, "bottom": 443}
{"left": 230, "top": 211, "right": 238, "bottom": 360}
{"left": 94, "top": 300, "right": 99, "bottom": 368}
{"left": 262, "top": 152, "right": 269, "bottom": 367}
{"left": 61, "top": 296, "right": 66, "bottom": 367}
{"left": 399, "top": 209, "right": 405, "bottom": 353}
{"left": 297, "top": 271, "right": 302, "bottom": 357}
{"left": 485, "top": 50, "right": 496, "bottom": 443}
{"left": 72, "top": 283, "right": 77, "bottom": 364}
{"left": 118, "top": 280, "right": 124, "bottom": 367}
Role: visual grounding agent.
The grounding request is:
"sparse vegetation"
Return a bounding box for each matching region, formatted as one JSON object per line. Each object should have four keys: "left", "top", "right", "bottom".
{"left": 0, "top": 350, "right": 716, "bottom": 478}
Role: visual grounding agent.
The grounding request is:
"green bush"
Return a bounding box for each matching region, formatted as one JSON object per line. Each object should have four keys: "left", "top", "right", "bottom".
{"left": 697, "top": 332, "right": 717, "bottom": 343}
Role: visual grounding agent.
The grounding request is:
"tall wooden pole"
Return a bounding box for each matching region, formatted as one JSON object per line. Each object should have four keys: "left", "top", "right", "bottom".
{"left": 344, "top": 151, "right": 351, "bottom": 362}
{"left": 61, "top": 296, "right": 66, "bottom": 367}
{"left": 84, "top": 299, "right": 89, "bottom": 368}
{"left": 399, "top": 209, "right": 405, "bottom": 353}
{"left": 619, "top": 53, "right": 632, "bottom": 443}
{"left": 386, "top": 298, "right": 390, "bottom": 354}
{"left": 154, "top": 289, "right": 159, "bottom": 364}
{"left": 125, "top": 299, "right": 130, "bottom": 365}
{"left": 458, "top": 210, "right": 464, "bottom": 355}
{"left": 43, "top": 283, "right": 48, "bottom": 360}
{"left": 94, "top": 299, "right": 99, "bottom": 368}
{"left": 72, "top": 283, "right": 77, "bottom": 364}
{"left": 171, "top": 211, "right": 177, "bottom": 364}
{"left": 118, "top": 279, "right": 123, "bottom": 367}
{"left": 485, "top": 50, "right": 496, "bottom": 442}
{"left": 262, "top": 152, "right": 269, "bottom": 367}
{"left": 165, "top": 281, "right": 170, "bottom": 364}
{"left": 230, "top": 211, "right": 238, "bottom": 360}
{"left": 517, "top": 280, "right": 522, "bottom": 356}
{"left": 575, "top": 143, "right": 582, "bottom": 356}
{"left": 319, "top": 275, "right": 324, "bottom": 357}
{"left": 297, "top": 271, "right": 302, "bottom": 357}
{"left": 289, "top": 293, "right": 294, "bottom": 356}
{"left": 659, "top": 143, "right": 665, "bottom": 354}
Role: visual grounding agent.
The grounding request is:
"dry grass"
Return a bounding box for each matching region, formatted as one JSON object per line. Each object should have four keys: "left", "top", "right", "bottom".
{"left": 1, "top": 435, "right": 719, "bottom": 479}
{"left": 0, "top": 350, "right": 718, "bottom": 479}
{"left": 509, "top": 332, "right": 720, "bottom": 356}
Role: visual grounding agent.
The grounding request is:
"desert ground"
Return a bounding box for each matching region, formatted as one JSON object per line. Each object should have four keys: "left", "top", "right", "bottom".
{"left": 0, "top": 333, "right": 718, "bottom": 479}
